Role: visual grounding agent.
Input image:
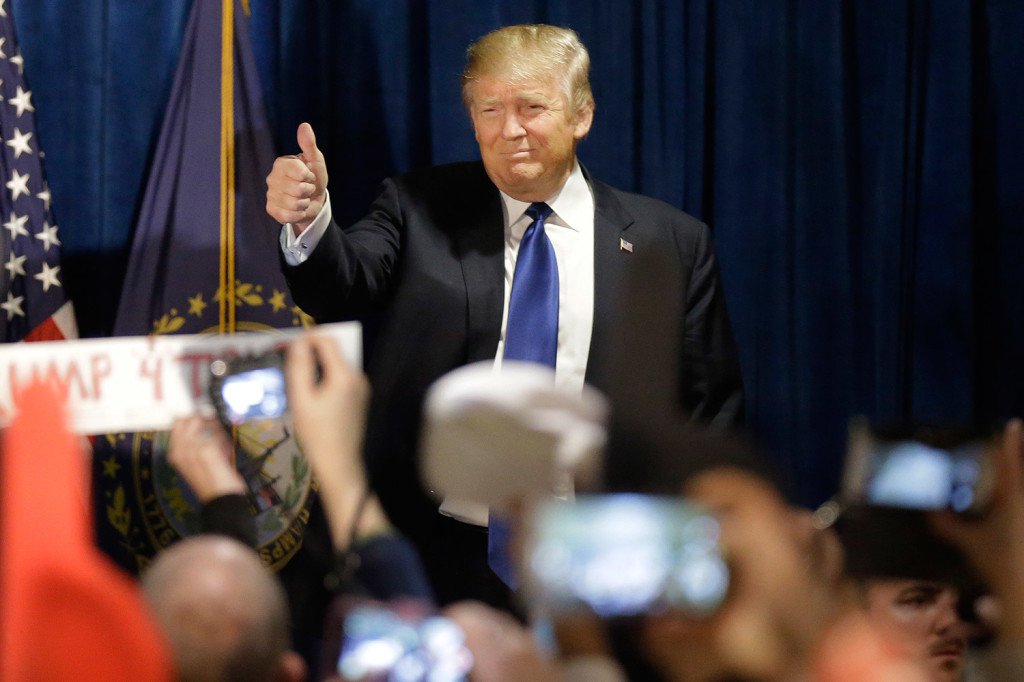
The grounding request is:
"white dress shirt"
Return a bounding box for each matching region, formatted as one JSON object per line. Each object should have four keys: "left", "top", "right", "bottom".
{"left": 493, "top": 161, "right": 595, "bottom": 393}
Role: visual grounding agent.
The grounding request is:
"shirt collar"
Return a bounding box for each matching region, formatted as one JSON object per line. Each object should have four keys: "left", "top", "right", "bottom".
{"left": 498, "top": 161, "right": 589, "bottom": 233}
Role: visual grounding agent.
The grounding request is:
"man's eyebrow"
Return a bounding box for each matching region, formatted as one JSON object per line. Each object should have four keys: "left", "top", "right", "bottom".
{"left": 898, "top": 584, "right": 942, "bottom": 597}
{"left": 516, "top": 90, "right": 554, "bottom": 103}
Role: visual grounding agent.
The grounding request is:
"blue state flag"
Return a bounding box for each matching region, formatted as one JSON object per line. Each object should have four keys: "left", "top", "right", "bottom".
{"left": 93, "top": 0, "right": 315, "bottom": 574}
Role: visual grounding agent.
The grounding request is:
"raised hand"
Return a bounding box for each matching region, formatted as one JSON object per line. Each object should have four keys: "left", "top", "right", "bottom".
{"left": 265, "top": 122, "right": 329, "bottom": 234}
{"left": 166, "top": 415, "right": 245, "bottom": 503}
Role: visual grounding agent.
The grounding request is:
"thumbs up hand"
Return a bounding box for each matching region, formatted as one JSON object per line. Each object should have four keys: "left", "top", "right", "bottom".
{"left": 265, "top": 122, "right": 330, "bottom": 234}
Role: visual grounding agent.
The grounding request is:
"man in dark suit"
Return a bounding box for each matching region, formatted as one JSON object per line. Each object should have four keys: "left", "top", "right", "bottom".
{"left": 265, "top": 24, "right": 742, "bottom": 608}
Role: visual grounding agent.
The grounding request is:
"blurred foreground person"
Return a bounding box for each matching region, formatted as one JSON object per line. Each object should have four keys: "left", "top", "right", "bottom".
{"left": 141, "top": 535, "right": 307, "bottom": 682}
{"left": 284, "top": 333, "right": 433, "bottom": 602}
{"left": 164, "top": 333, "right": 432, "bottom": 677}
{"left": 1, "top": 381, "right": 173, "bottom": 680}
{"left": 599, "top": 425, "right": 943, "bottom": 680}
{"left": 634, "top": 465, "right": 846, "bottom": 681}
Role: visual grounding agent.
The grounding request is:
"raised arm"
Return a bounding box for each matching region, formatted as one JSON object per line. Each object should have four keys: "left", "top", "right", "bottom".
{"left": 166, "top": 415, "right": 255, "bottom": 547}
{"left": 286, "top": 333, "right": 433, "bottom": 601}
{"left": 285, "top": 333, "right": 386, "bottom": 551}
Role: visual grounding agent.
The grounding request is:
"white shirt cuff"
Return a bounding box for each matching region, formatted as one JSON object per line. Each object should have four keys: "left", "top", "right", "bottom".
{"left": 279, "top": 189, "right": 333, "bottom": 266}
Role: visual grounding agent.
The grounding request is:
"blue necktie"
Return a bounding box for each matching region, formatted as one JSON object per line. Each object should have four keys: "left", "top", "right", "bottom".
{"left": 502, "top": 202, "right": 558, "bottom": 366}
{"left": 488, "top": 202, "right": 558, "bottom": 588}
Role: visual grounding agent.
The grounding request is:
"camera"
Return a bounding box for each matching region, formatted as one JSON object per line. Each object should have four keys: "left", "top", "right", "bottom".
{"left": 841, "top": 419, "right": 994, "bottom": 515}
{"left": 208, "top": 350, "right": 288, "bottom": 427}
{"left": 524, "top": 494, "right": 729, "bottom": 618}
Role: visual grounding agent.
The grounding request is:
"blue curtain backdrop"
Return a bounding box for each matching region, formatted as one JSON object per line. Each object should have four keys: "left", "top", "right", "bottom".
{"left": 12, "top": 0, "right": 1023, "bottom": 506}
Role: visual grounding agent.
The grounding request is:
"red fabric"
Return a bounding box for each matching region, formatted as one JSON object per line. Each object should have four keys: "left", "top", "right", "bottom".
{"left": 23, "top": 317, "right": 65, "bottom": 342}
{"left": 0, "top": 382, "right": 174, "bottom": 681}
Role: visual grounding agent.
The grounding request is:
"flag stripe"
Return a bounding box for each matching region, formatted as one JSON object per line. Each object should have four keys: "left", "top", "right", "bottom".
{"left": 23, "top": 301, "right": 76, "bottom": 341}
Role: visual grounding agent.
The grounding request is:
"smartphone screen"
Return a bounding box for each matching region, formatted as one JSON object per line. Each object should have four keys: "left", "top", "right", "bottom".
{"left": 219, "top": 366, "right": 287, "bottom": 424}
{"left": 865, "top": 440, "right": 987, "bottom": 511}
{"left": 524, "top": 494, "right": 728, "bottom": 618}
{"left": 337, "top": 605, "right": 472, "bottom": 682}
{"left": 843, "top": 422, "right": 993, "bottom": 514}
{"left": 208, "top": 350, "right": 288, "bottom": 426}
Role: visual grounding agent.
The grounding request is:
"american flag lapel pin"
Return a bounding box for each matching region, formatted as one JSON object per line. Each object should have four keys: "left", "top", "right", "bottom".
{"left": 619, "top": 238, "right": 634, "bottom": 253}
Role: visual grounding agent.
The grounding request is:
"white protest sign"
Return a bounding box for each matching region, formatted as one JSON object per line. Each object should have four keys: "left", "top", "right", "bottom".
{"left": 0, "top": 322, "right": 361, "bottom": 434}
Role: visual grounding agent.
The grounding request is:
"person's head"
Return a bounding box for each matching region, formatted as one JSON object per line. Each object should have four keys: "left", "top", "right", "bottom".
{"left": 635, "top": 467, "right": 844, "bottom": 681}
{"left": 601, "top": 418, "right": 848, "bottom": 679}
{"left": 461, "top": 24, "right": 595, "bottom": 202}
{"left": 141, "top": 536, "right": 305, "bottom": 682}
{"left": 860, "top": 578, "right": 968, "bottom": 682}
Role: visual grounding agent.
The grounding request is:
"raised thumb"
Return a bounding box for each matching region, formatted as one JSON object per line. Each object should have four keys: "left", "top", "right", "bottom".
{"left": 297, "top": 122, "right": 320, "bottom": 161}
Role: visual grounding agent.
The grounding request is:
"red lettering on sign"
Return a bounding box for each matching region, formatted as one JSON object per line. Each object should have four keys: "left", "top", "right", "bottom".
{"left": 90, "top": 353, "right": 113, "bottom": 400}
{"left": 10, "top": 360, "right": 83, "bottom": 401}
{"left": 140, "top": 355, "right": 163, "bottom": 401}
{"left": 177, "top": 352, "right": 215, "bottom": 399}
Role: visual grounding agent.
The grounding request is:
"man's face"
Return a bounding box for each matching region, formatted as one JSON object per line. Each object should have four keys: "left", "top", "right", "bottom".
{"left": 865, "top": 579, "right": 968, "bottom": 682}
{"left": 468, "top": 72, "right": 592, "bottom": 202}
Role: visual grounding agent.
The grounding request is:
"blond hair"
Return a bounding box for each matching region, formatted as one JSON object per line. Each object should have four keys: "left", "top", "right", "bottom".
{"left": 461, "top": 24, "right": 594, "bottom": 117}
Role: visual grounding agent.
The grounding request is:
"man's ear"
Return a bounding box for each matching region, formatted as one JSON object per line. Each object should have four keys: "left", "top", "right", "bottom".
{"left": 573, "top": 102, "right": 594, "bottom": 140}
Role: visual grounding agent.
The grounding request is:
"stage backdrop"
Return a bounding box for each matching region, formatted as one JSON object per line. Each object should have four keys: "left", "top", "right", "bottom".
{"left": 12, "top": 0, "right": 1024, "bottom": 506}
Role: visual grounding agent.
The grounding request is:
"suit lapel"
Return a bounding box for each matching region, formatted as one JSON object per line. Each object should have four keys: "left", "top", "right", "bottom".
{"left": 586, "top": 175, "right": 635, "bottom": 386}
{"left": 455, "top": 166, "right": 505, "bottom": 363}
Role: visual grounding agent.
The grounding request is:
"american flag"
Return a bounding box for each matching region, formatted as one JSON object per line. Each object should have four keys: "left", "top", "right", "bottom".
{"left": 0, "top": 1, "right": 76, "bottom": 342}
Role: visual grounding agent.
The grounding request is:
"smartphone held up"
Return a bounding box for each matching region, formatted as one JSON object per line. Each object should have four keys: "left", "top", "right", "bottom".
{"left": 523, "top": 494, "right": 729, "bottom": 618}
{"left": 841, "top": 419, "right": 995, "bottom": 515}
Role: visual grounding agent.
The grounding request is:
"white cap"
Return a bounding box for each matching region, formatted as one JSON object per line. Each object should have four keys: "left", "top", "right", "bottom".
{"left": 420, "top": 361, "right": 608, "bottom": 516}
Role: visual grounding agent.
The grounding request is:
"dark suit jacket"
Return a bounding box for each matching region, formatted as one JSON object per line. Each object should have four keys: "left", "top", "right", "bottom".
{"left": 282, "top": 160, "right": 742, "bottom": 598}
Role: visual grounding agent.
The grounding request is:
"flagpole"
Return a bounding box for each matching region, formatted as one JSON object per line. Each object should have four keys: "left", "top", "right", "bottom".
{"left": 219, "top": 0, "right": 236, "bottom": 334}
